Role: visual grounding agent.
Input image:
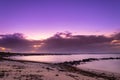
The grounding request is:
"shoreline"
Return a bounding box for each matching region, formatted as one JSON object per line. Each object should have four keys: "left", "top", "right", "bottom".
{"left": 0, "top": 58, "right": 120, "bottom": 80}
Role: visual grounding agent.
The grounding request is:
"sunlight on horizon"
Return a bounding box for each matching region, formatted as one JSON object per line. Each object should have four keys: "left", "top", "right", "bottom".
{"left": 0, "top": 47, "right": 11, "bottom": 52}
{"left": 25, "top": 31, "right": 113, "bottom": 40}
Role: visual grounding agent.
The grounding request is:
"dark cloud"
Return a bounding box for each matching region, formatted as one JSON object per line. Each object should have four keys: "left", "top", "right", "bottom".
{"left": 0, "top": 33, "right": 41, "bottom": 52}
{"left": 0, "top": 32, "right": 120, "bottom": 53}
{"left": 111, "top": 32, "right": 120, "bottom": 40}
{"left": 38, "top": 32, "right": 114, "bottom": 53}
{"left": 0, "top": 33, "right": 28, "bottom": 52}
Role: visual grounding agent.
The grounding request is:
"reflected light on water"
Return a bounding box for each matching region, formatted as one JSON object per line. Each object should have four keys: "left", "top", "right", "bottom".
{"left": 11, "top": 54, "right": 120, "bottom": 63}
{"left": 0, "top": 47, "right": 11, "bottom": 52}
{"left": 78, "top": 60, "right": 120, "bottom": 73}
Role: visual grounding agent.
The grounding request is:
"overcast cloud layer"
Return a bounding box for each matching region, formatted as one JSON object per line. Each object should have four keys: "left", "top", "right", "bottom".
{"left": 0, "top": 32, "right": 120, "bottom": 53}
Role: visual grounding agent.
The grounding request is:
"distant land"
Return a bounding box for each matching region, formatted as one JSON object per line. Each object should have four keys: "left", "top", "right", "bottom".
{"left": 0, "top": 52, "right": 120, "bottom": 57}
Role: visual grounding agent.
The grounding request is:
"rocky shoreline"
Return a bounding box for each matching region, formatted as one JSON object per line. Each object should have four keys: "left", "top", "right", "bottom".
{"left": 0, "top": 58, "right": 120, "bottom": 80}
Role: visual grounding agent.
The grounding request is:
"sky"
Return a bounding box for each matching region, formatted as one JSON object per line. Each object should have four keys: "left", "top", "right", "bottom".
{"left": 0, "top": 0, "right": 120, "bottom": 53}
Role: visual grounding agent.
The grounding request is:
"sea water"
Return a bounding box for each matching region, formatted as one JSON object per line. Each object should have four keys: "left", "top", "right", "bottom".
{"left": 9, "top": 54, "right": 120, "bottom": 73}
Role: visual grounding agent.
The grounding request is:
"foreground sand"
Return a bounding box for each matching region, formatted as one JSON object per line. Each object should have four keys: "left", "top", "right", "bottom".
{"left": 0, "top": 60, "right": 120, "bottom": 80}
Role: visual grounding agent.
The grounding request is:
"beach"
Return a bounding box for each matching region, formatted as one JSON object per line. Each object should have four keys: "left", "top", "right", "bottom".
{"left": 0, "top": 59, "right": 120, "bottom": 80}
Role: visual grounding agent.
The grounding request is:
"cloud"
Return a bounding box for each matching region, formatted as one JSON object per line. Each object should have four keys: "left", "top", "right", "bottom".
{"left": 0, "top": 33, "right": 41, "bottom": 52}
{"left": 0, "top": 32, "right": 120, "bottom": 53}
{"left": 111, "top": 32, "right": 120, "bottom": 40}
{"left": 38, "top": 32, "right": 113, "bottom": 53}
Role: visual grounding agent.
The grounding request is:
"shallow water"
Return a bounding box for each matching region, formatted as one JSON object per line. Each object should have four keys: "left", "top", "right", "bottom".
{"left": 9, "top": 54, "right": 120, "bottom": 73}
{"left": 9, "top": 54, "right": 120, "bottom": 63}
{"left": 77, "top": 60, "right": 120, "bottom": 73}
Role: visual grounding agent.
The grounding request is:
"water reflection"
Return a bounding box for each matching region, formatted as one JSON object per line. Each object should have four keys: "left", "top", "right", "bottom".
{"left": 9, "top": 54, "right": 120, "bottom": 73}
{"left": 78, "top": 60, "right": 120, "bottom": 73}
{"left": 10, "top": 54, "right": 120, "bottom": 63}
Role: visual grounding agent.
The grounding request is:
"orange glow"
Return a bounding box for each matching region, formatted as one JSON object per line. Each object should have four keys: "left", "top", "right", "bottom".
{"left": 111, "top": 40, "right": 120, "bottom": 45}
{"left": 0, "top": 47, "right": 6, "bottom": 51}
{"left": 30, "top": 50, "right": 37, "bottom": 53}
{"left": 1, "top": 48, "right": 5, "bottom": 50}
{"left": 111, "top": 40, "right": 120, "bottom": 43}
{"left": 23, "top": 30, "right": 114, "bottom": 40}
{"left": 33, "top": 45, "right": 41, "bottom": 48}
{"left": 0, "top": 47, "right": 12, "bottom": 52}
{"left": 25, "top": 33, "right": 53, "bottom": 40}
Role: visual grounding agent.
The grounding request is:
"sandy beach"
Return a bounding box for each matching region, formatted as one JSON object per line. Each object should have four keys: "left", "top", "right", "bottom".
{"left": 0, "top": 59, "right": 120, "bottom": 80}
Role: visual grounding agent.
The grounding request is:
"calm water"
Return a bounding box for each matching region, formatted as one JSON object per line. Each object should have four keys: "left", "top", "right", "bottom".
{"left": 78, "top": 60, "right": 120, "bottom": 73}
{"left": 9, "top": 54, "right": 120, "bottom": 73}
{"left": 10, "top": 54, "right": 120, "bottom": 63}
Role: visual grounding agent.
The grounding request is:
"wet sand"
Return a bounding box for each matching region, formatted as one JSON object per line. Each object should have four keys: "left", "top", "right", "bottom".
{"left": 0, "top": 59, "right": 120, "bottom": 80}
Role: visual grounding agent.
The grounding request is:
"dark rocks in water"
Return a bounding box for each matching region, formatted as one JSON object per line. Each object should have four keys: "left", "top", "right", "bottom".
{"left": 57, "top": 57, "right": 120, "bottom": 66}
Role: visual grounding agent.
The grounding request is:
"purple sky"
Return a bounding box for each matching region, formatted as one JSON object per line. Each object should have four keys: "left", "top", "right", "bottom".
{"left": 0, "top": 0, "right": 120, "bottom": 39}
{"left": 0, "top": 0, "right": 120, "bottom": 53}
